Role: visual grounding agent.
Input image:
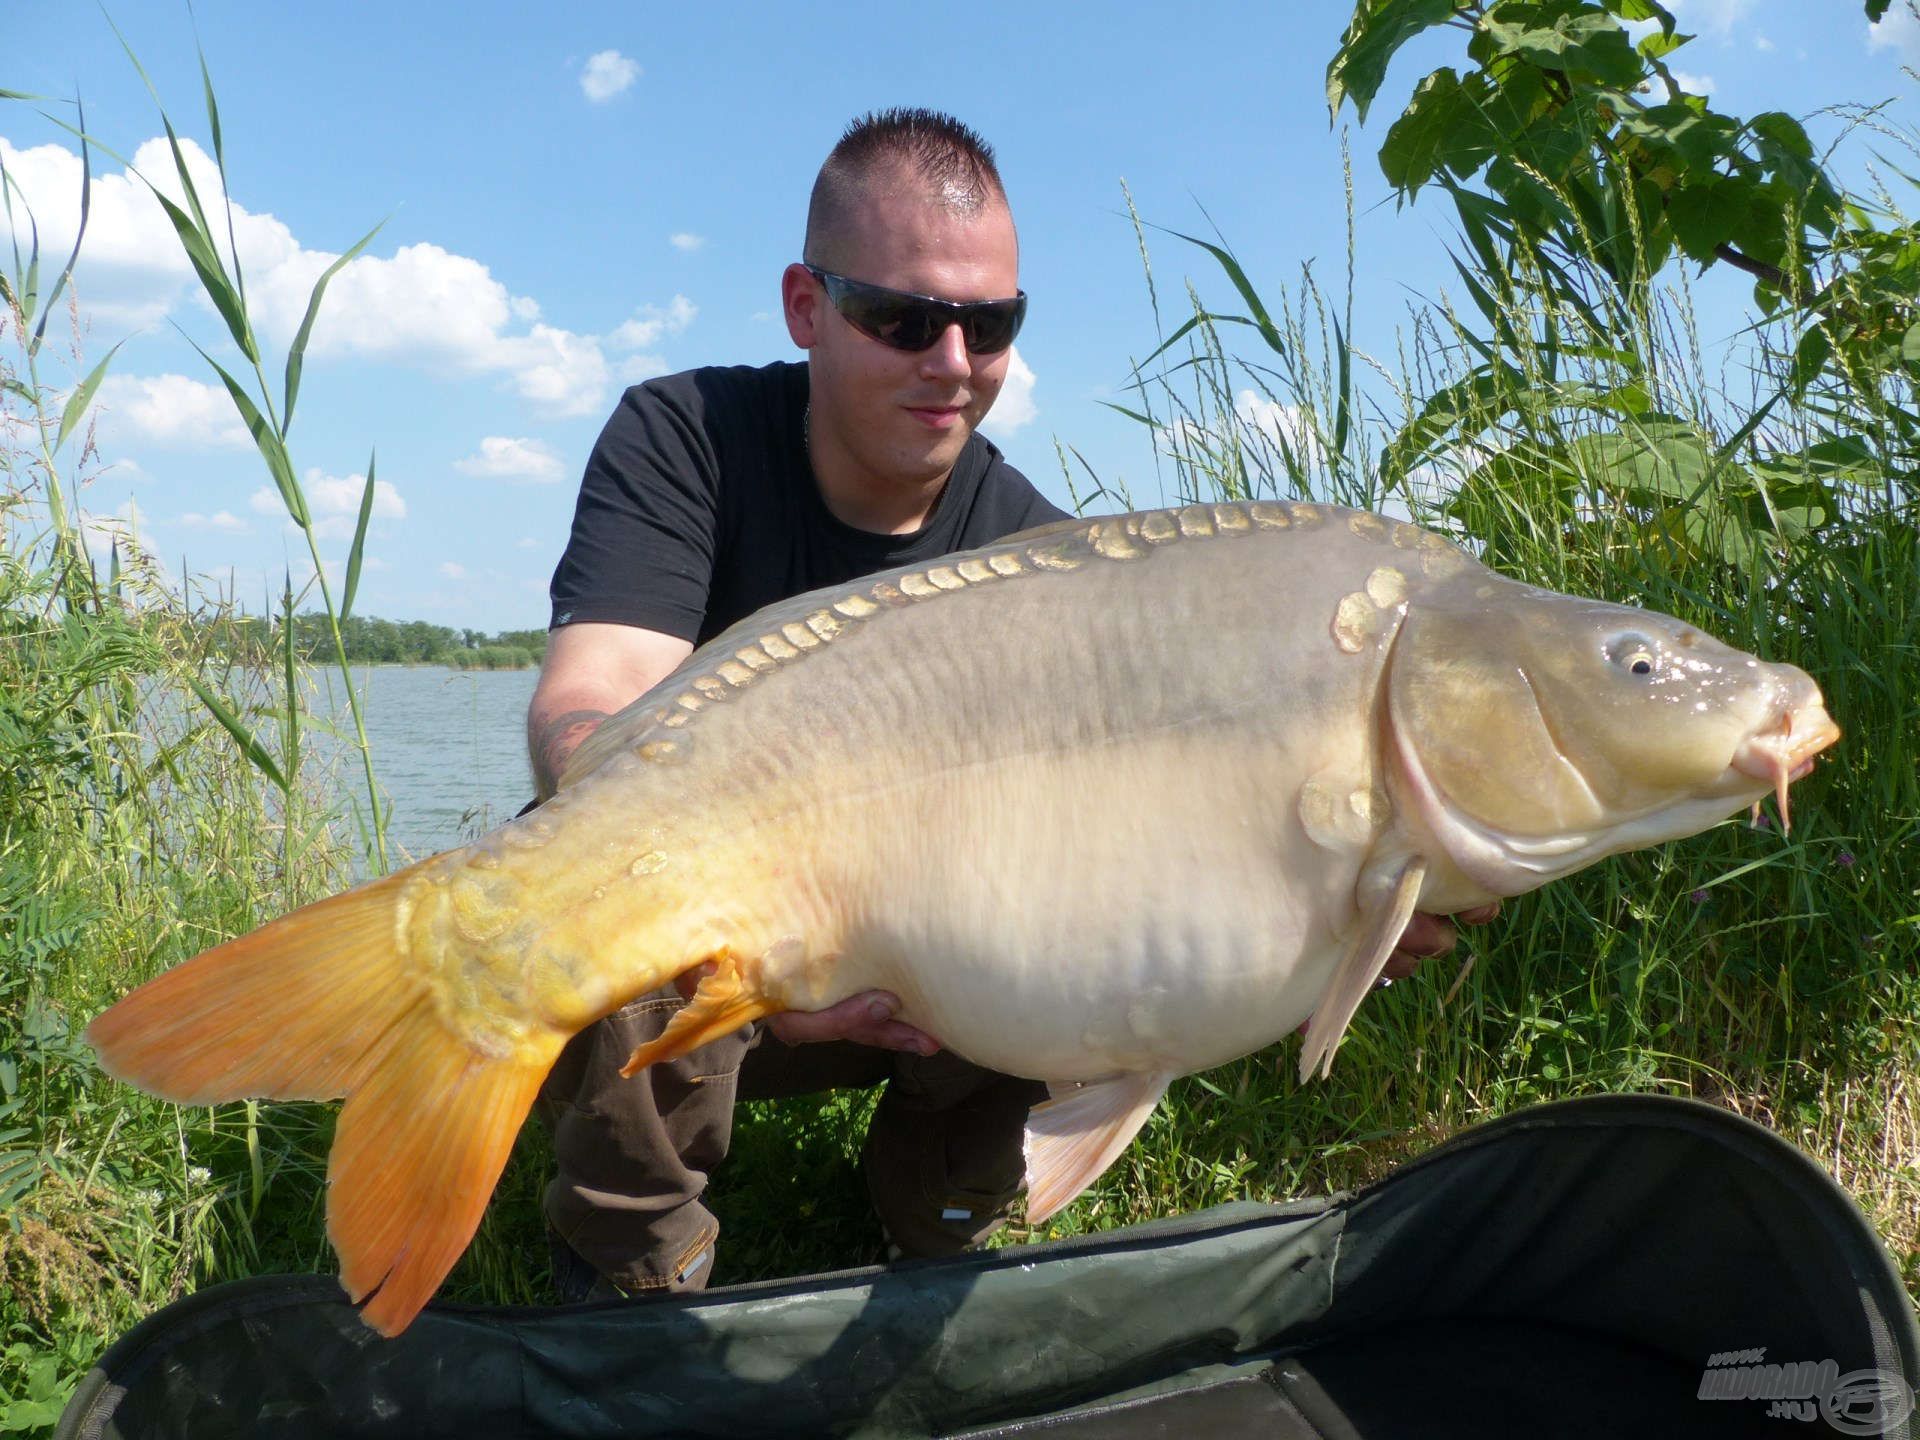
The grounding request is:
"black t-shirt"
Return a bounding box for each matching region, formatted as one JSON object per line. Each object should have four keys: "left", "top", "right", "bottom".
{"left": 549, "top": 361, "right": 1069, "bottom": 645}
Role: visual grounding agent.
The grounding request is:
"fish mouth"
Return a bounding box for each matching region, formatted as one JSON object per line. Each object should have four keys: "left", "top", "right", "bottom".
{"left": 1731, "top": 703, "right": 1841, "bottom": 834}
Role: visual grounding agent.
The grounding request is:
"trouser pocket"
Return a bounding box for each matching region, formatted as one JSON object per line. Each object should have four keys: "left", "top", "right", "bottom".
{"left": 538, "top": 987, "right": 752, "bottom": 1291}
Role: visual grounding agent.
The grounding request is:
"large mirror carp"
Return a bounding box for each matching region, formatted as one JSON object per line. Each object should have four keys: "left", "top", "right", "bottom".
{"left": 88, "top": 501, "right": 1839, "bottom": 1334}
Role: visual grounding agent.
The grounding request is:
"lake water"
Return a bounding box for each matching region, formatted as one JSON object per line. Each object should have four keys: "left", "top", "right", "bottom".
{"left": 314, "top": 665, "right": 542, "bottom": 864}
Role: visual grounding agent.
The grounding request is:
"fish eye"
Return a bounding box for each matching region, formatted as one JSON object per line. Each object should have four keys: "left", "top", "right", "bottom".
{"left": 1607, "top": 635, "right": 1658, "bottom": 677}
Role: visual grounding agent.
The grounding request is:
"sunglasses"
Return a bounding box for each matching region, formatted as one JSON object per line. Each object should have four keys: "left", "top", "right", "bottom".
{"left": 806, "top": 265, "right": 1027, "bottom": 355}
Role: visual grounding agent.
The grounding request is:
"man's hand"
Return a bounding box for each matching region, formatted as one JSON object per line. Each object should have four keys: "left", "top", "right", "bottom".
{"left": 1383, "top": 902, "right": 1501, "bottom": 981}
{"left": 674, "top": 965, "right": 940, "bottom": 1056}
{"left": 766, "top": 992, "right": 941, "bottom": 1055}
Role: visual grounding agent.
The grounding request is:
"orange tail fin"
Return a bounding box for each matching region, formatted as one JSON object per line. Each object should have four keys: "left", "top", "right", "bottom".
{"left": 86, "top": 865, "right": 562, "bottom": 1336}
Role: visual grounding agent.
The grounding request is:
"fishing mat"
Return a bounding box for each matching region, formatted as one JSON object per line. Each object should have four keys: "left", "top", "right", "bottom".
{"left": 57, "top": 1094, "right": 1920, "bottom": 1439}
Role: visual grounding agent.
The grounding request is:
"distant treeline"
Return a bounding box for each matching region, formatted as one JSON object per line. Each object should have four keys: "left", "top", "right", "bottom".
{"left": 212, "top": 614, "right": 549, "bottom": 669}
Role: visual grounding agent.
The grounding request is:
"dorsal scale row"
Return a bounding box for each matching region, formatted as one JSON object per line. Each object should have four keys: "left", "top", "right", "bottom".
{"left": 555, "top": 501, "right": 1471, "bottom": 783}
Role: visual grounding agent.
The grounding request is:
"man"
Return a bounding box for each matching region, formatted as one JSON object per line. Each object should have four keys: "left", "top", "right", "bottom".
{"left": 529, "top": 108, "right": 1480, "bottom": 1302}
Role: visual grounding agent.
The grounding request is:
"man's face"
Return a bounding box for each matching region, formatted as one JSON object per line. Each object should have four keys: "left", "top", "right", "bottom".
{"left": 786, "top": 182, "right": 1020, "bottom": 506}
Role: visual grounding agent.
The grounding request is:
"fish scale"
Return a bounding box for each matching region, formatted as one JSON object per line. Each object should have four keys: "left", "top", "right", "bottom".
{"left": 85, "top": 500, "right": 1839, "bottom": 1335}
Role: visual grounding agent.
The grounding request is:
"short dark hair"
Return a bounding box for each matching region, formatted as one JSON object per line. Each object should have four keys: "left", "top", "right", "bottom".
{"left": 804, "top": 109, "right": 1009, "bottom": 270}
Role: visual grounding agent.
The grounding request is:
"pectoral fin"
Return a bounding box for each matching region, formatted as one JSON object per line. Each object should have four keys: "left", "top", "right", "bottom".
{"left": 620, "top": 950, "right": 783, "bottom": 1077}
{"left": 1023, "top": 1070, "right": 1175, "bottom": 1225}
{"left": 1298, "top": 858, "right": 1427, "bottom": 1082}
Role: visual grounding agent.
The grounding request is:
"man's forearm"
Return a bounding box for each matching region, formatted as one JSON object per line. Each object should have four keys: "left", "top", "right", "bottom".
{"left": 529, "top": 708, "right": 611, "bottom": 800}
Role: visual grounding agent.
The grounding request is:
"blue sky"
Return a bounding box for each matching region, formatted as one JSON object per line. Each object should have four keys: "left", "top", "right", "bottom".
{"left": 6, "top": 0, "right": 1916, "bottom": 631}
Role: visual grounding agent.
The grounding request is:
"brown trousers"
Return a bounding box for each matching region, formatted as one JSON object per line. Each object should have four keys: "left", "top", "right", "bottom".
{"left": 537, "top": 984, "right": 1048, "bottom": 1297}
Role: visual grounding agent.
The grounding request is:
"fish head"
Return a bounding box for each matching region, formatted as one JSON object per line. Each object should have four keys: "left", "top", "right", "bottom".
{"left": 1384, "top": 578, "right": 1839, "bottom": 894}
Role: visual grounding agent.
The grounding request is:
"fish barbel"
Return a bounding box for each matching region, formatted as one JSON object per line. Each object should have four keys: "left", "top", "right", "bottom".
{"left": 87, "top": 501, "right": 1839, "bottom": 1334}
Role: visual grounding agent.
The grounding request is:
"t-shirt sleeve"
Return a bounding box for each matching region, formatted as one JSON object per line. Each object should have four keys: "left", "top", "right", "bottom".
{"left": 547, "top": 382, "right": 720, "bottom": 641}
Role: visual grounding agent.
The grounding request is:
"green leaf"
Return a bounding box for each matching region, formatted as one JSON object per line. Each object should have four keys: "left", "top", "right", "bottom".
{"left": 1668, "top": 180, "right": 1736, "bottom": 264}
{"left": 1160, "top": 227, "right": 1288, "bottom": 357}
{"left": 1902, "top": 320, "right": 1920, "bottom": 366}
{"left": 1614, "top": 101, "right": 1739, "bottom": 172}
{"left": 182, "top": 334, "right": 310, "bottom": 528}
{"left": 1332, "top": 314, "right": 1352, "bottom": 466}
{"left": 145, "top": 184, "right": 258, "bottom": 365}
{"left": 1098, "top": 401, "right": 1159, "bottom": 427}
{"left": 30, "top": 99, "right": 92, "bottom": 355}
{"left": 1128, "top": 308, "right": 1264, "bottom": 376}
{"left": 1754, "top": 435, "right": 1879, "bottom": 491}
{"left": 1634, "top": 26, "right": 1690, "bottom": 61}
{"left": 1570, "top": 419, "right": 1712, "bottom": 502}
{"left": 1866, "top": 0, "right": 1892, "bottom": 20}
{"left": 283, "top": 217, "right": 385, "bottom": 437}
{"left": 199, "top": 43, "right": 226, "bottom": 179}
{"left": 20, "top": 220, "right": 40, "bottom": 333}
{"left": 281, "top": 575, "right": 300, "bottom": 782}
{"left": 53, "top": 340, "right": 124, "bottom": 454}
{"left": 342, "top": 452, "right": 379, "bottom": 622}
{"left": 1482, "top": 5, "right": 1646, "bottom": 88}
{"left": 1605, "top": 0, "right": 1675, "bottom": 24}
{"left": 1788, "top": 325, "right": 1833, "bottom": 396}
{"left": 1379, "top": 68, "right": 1502, "bottom": 193}
{"left": 1326, "top": 0, "right": 1459, "bottom": 123}
{"left": 1380, "top": 363, "right": 1526, "bottom": 482}
{"left": 184, "top": 672, "right": 289, "bottom": 791}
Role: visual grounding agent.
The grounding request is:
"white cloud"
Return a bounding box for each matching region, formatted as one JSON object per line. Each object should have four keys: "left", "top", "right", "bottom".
{"left": 979, "top": 346, "right": 1037, "bottom": 438}
{"left": 0, "top": 135, "right": 617, "bottom": 419}
{"left": 1667, "top": 69, "right": 1717, "bottom": 96}
{"left": 0, "top": 138, "right": 201, "bottom": 328}
{"left": 1234, "top": 390, "right": 1326, "bottom": 468}
{"left": 177, "top": 509, "right": 250, "bottom": 533}
{"left": 249, "top": 466, "right": 405, "bottom": 538}
{"left": 1754, "top": 34, "right": 1775, "bottom": 51}
{"left": 515, "top": 536, "right": 540, "bottom": 549}
{"left": 80, "top": 498, "right": 147, "bottom": 547}
{"left": 307, "top": 467, "right": 403, "bottom": 519}
{"left": 455, "top": 436, "right": 566, "bottom": 484}
{"left": 1665, "top": 0, "right": 1754, "bottom": 38}
{"left": 438, "top": 561, "right": 467, "bottom": 580}
{"left": 488, "top": 323, "right": 610, "bottom": 415}
{"left": 669, "top": 232, "right": 705, "bottom": 252}
{"left": 95, "top": 373, "right": 251, "bottom": 450}
{"left": 1157, "top": 390, "right": 1329, "bottom": 477}
{"left": 1869, "top": 5, "right": 1920, "bottom": 62}
{"left": 618, "top": 353, "right": 672, "bottom": 385}
{"left": 77, "top": 501, "right": 167, "bottom": 584}
{"left": 610, "top": 295, "right": 697, "bottom": 350}
{"left": 580, "top": 50, "right": 640, "bottom": 102}
{"left": 250, "top": 243, "right": 613, "bottom": 417}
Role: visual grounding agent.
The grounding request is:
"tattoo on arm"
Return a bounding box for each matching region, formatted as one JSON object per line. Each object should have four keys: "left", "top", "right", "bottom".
{"left": 531, "top": 709, "right": 610, "bottom": 799}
